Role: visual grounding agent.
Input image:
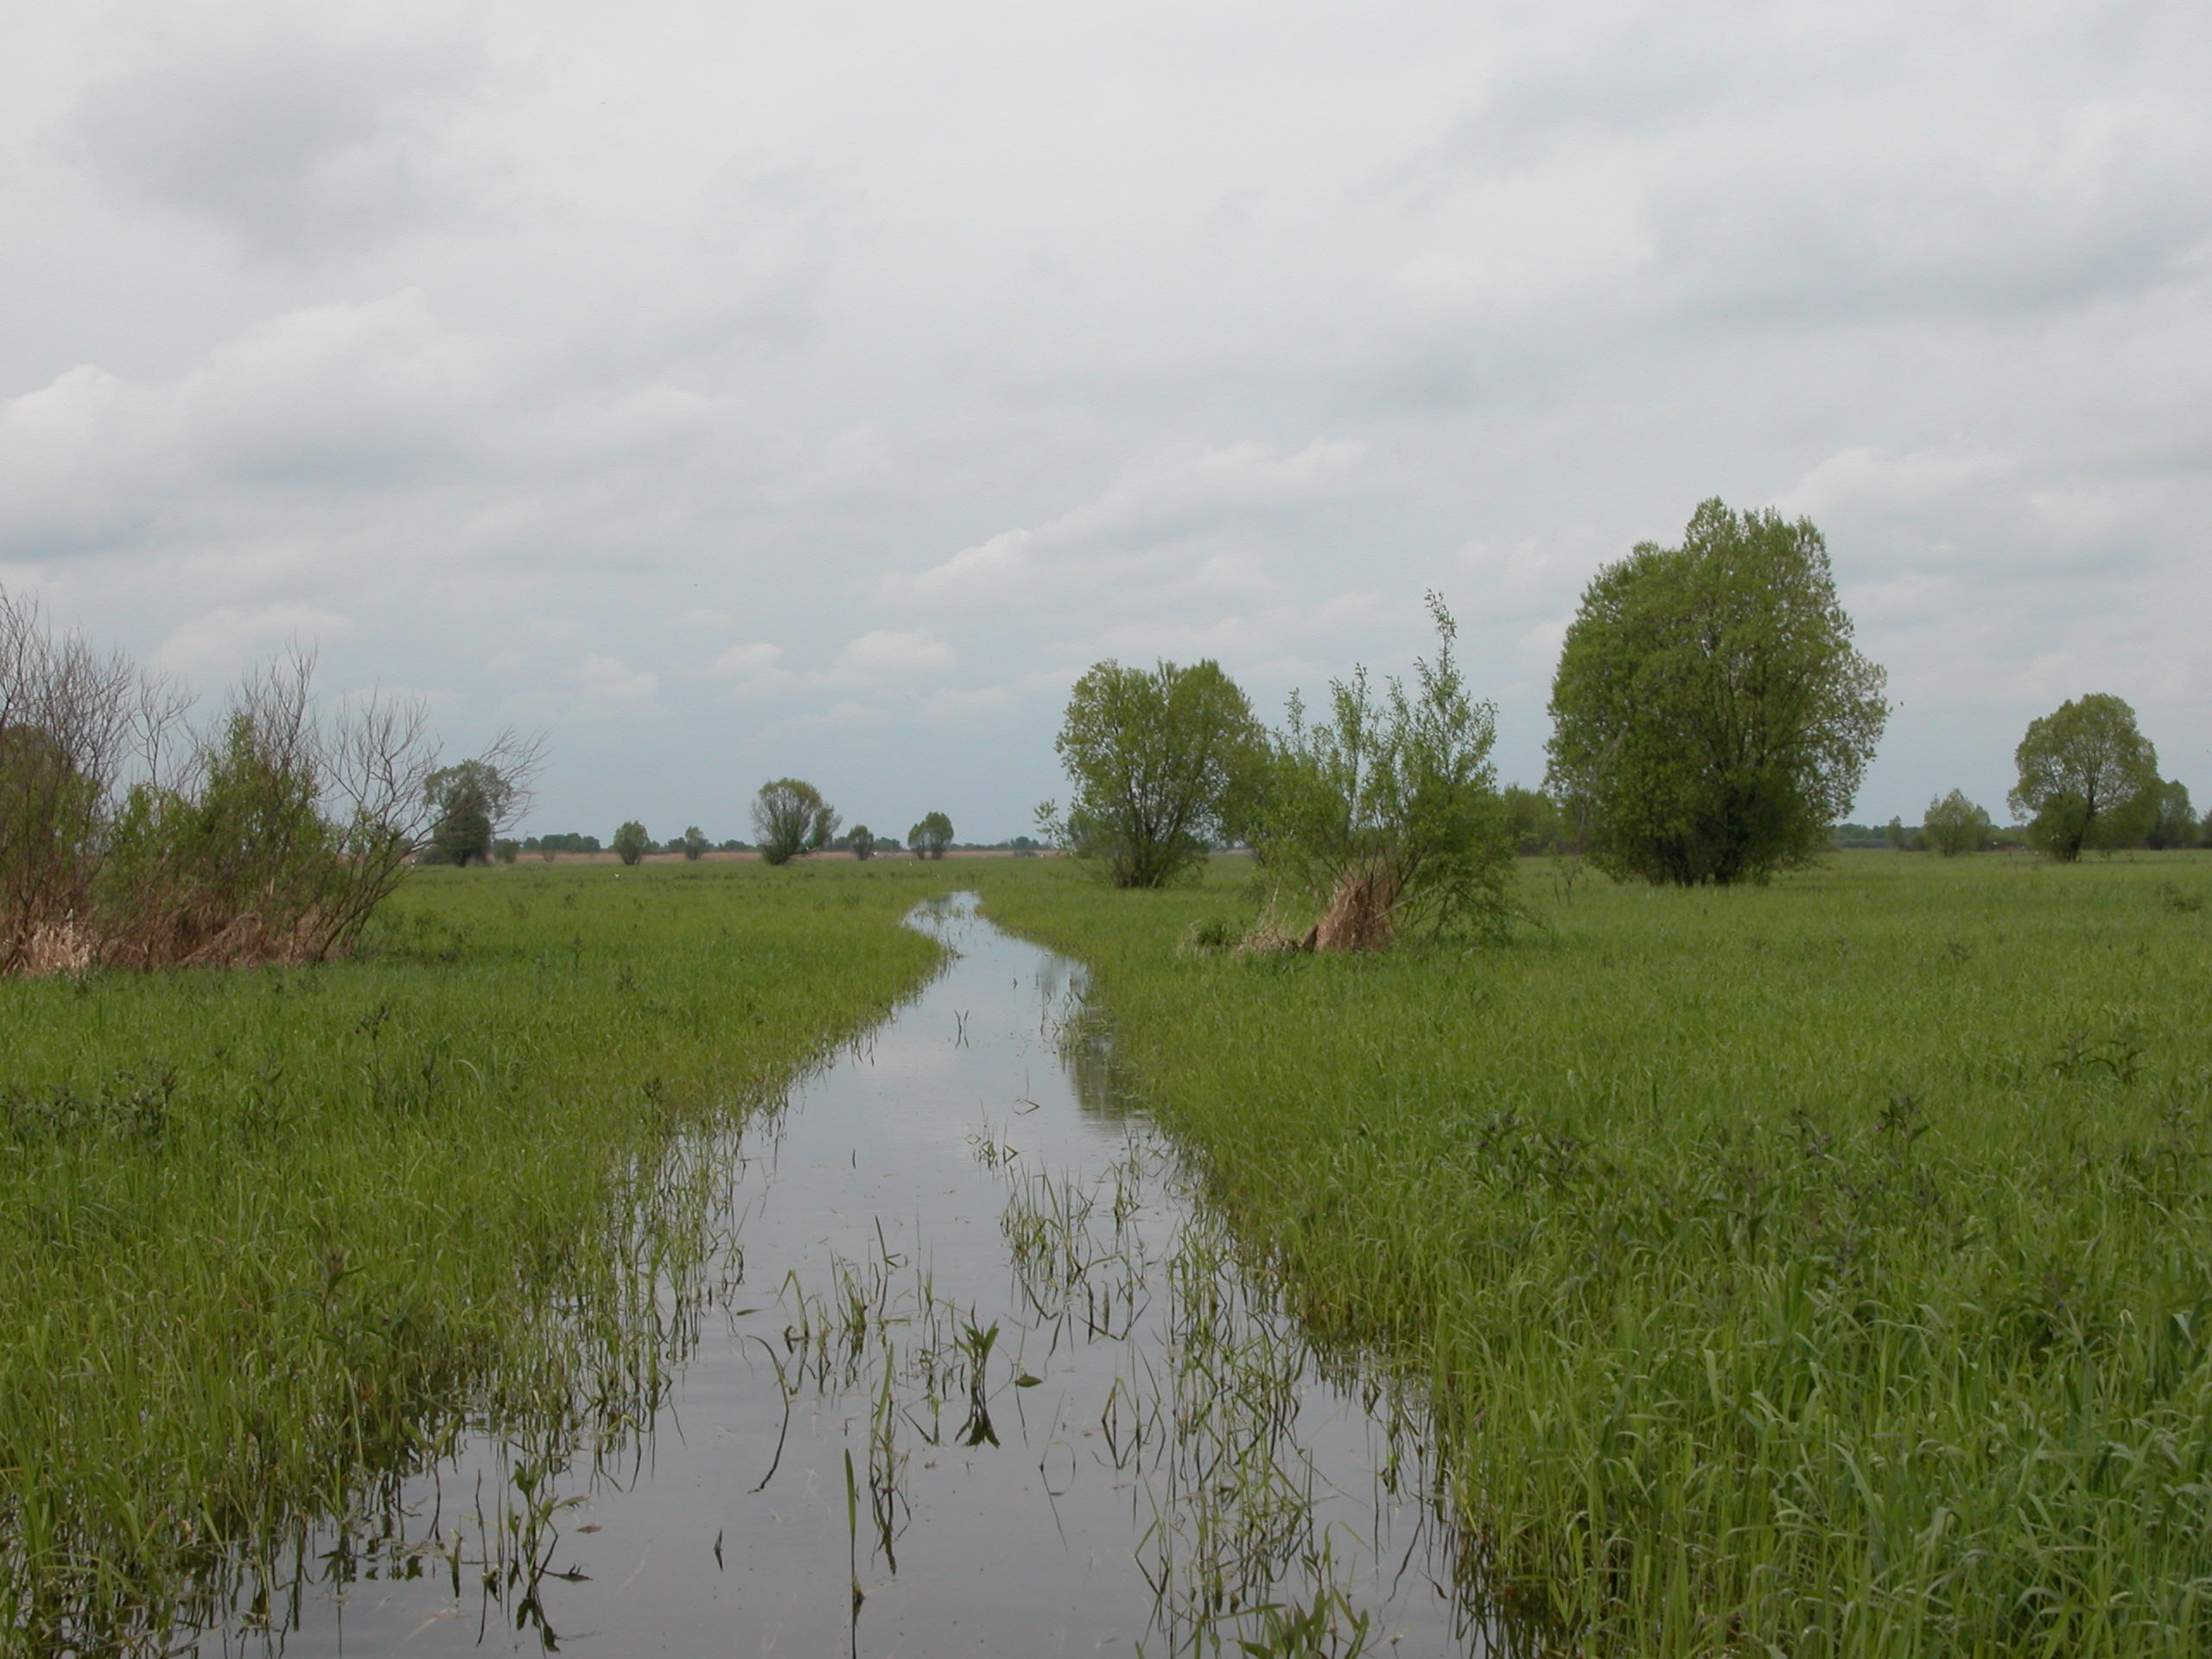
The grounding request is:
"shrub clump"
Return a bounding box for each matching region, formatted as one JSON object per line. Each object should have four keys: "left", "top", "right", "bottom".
{"left": 0, "top": 589, "right": 535, "bottom": 975}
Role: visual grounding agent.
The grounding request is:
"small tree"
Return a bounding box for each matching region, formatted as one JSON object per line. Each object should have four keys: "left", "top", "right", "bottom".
{"left": 807, "top": 802, "right": 841, "bottom": 853}
{"left": 753, "top": 779, "right": 829, "bottom": 866}
{"left": 493, "top": 838, "right": 520, "bottom": 865}
{"left": 1547, "top": 499, "right": 1888, "bottom": 886}
{"left": 1039, "top": 659, "right": 1264, "bottom": 887}
{"left": 678, "top": 824, "right": 709, "bottom": 861}
{"left": 910, "top": 811, "right": 954, "bottom": 859}
{"left": 2145, "top": 780, "right": 2199, "bottom": 850}
{"left": 848, "top": 823, "right": 875, "bottom": 861}
{"left": 1256, "top": 594, "right": 1514, "bottom": 949}
{"left": 1884, "top": 817, "right": 1920, "bottom": 852}
{"left": 611, "top": 821, "right": 650, "bottom": 866}
{"left": 2010, "top": 694, "right": 2160, "bottom": 861}
{"left": 1922, "top": 790, "right": 1992, "bottom": 856}
{"left": 1501, "top": 785, "right": 1560, "bottom": 855}
{"left": 423, "top": 759, "right": 518, "bottom": 867}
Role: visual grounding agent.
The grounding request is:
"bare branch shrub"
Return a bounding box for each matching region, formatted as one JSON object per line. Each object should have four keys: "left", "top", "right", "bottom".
{"left": 0, "top": 588, "right": 542, "bottom": 974}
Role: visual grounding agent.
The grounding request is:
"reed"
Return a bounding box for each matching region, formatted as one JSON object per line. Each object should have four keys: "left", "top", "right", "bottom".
{"left": 971, "top": 850, "right": 2212, "bottom": 1656}
{"left": 0, "top": 859, "right": 952, "bottom": 1649}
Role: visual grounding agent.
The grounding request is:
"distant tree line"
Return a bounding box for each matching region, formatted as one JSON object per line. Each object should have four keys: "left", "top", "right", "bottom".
{"left": 1038, "top": 496, "right": 2202, "bottom": 950}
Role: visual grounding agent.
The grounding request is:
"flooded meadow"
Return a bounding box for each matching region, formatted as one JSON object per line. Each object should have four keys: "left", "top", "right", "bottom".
{"left": 192, "top": 895, "right": 1511, "bottom": 1656}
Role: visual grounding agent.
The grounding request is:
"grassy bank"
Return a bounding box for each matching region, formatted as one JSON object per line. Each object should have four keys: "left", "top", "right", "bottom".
{"left": 0, "top": 859, "right": 951, "bottom": 1648}
{"left": 970, "top": 852, "right": 2212, "bottom": 1656}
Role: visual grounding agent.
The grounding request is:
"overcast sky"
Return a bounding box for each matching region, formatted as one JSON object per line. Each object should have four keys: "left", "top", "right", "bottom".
{"left": 3, "top": 1, "right": 2207, "bottom": 841}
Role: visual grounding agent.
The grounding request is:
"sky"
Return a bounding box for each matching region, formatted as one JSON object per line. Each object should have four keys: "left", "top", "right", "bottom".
{"left": 3, "top": 1, "right": 2207, "bottom": 842}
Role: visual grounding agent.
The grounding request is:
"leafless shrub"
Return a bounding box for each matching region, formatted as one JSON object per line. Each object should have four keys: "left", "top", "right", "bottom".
{"left": 0, "top": 588, "right": 542, "bottom": 975}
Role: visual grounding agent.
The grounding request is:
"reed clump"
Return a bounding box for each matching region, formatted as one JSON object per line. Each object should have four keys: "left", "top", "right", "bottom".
{"left": 972, "top": 850, "right": 2212, "bottom": 1656}
{"left": 0, "top": 859, "right": 952, "bottom": 1649}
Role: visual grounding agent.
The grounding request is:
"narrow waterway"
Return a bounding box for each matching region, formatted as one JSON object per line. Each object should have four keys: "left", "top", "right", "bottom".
{"left": 202, "top": 895, "right": 1513, "bottom": 1655}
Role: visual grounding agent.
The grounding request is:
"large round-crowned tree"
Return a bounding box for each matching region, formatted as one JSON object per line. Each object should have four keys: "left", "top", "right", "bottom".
{"left": 1546, "top": 499, "right": 1888, "bottom": 886}
{"left": 2008, "top": 694, "right": 2160, "bottom": 861}
{"left": 1040, "top": 658, "right": 1263, "bottom": 888}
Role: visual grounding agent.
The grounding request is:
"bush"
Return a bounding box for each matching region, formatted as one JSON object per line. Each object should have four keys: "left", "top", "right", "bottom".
{"left": 1255, "top": 594, "right": 1515, "bottom": 949}
{"left": 1923, "top": 790, "right": 1992, "bottom": 856}
{"left": 610, "top": 822, "right": 650, "bottom": 867}
{"left": 1, "top": 592, "right": 539, "bottom": 974}
{"left": 753, "top": 780, "right": 832, "bottom": 866}
{"left": 909, "top": 811, "right": 954, "bottom": 860}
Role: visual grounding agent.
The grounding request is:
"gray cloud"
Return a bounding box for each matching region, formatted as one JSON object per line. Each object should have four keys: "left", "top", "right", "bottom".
{"left": 4, "top": 0, "right": 2209, "bottom": 836}
{"left": 60, "top": 3, "right": 493, "bottom": 258}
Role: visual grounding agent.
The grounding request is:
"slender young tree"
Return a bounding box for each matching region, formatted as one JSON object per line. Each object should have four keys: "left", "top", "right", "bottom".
{"left": 1256, "top": 594, "right": 1514, "bottom": 947}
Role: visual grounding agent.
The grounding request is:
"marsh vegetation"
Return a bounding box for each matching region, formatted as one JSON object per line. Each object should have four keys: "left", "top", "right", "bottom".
{"left": 974, "top": 850, "right": 2212, "bottom": 1656}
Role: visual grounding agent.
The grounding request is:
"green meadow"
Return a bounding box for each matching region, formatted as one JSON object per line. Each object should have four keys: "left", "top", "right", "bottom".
{"left": 4, "top": 850, "right": 2211, "bottom": 1655}
{"left": 0, "top": 860, "right": 952, "bottom": 1649}
{"left": 969, "top": 850, "right": 2212, "bottom": 1656}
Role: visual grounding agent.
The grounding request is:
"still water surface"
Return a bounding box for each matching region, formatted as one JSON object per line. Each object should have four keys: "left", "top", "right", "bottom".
{"left": 202, "top": 895, "right": 1508, "bottom": 1655}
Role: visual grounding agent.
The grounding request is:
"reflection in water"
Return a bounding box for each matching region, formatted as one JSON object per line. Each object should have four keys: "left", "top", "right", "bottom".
{"left": 187, "top": 895, "right": 1528, "bottom": 1656}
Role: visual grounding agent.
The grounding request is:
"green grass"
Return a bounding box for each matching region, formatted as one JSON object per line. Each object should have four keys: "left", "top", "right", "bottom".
{"left": 969, "top": 850, "right": 2212, "bottom": 1656}
{"left": 0, "top": 858, "right": 952, "bottom": 1649}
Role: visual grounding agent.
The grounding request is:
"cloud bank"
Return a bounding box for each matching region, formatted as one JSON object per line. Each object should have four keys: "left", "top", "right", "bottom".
{"left": 3, "top": 0, "right": 2207, "bottom": 836}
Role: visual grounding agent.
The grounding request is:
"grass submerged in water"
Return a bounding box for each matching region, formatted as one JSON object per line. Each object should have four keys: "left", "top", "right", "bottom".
{"left": 0, "top": 860, "right": 951, "bottom": 1651}
{"left": 969, "top": 851, "right": 2212, "bottom": 1656}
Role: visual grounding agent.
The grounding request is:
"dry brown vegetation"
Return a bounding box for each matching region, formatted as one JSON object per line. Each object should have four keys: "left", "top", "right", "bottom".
{"left": 0, "top": 588, "right": 536, "bottom": 976}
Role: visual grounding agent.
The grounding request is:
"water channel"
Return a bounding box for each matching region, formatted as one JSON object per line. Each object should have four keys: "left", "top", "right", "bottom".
{"left": 200, "top": 895, "right": 1512, "bottom": 1656}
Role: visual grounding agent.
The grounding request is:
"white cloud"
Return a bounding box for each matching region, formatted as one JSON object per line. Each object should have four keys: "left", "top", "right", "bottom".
{"left": 832, "top": 628, "right": 955, "bottom": 679}
{"left": 4, "top": 1, "right": 2210, "bottom": 835}
{"left": 576, "top": 653, "right": 658, "bottom": 704}
{"left": 153, "top": 602, "right": 351, "bottom": 676}
{"left": 879, "top": 440, "right": 1370, "bottom": 615}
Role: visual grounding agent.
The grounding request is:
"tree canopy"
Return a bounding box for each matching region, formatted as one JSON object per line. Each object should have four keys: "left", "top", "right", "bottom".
{"left": 1546, "top": 499, "right": 1888, "bottom": 886}
{"left": 2009, "top": 694, "right": 2160, "bottom": 861}
{"left": 1039, "top": 658, "right": 1263, "bottom": 888}
{"left": 753, "top": 779, "right": 830, "bottom": 866}
{"left": 908, "top": 811, "right": 953, "bottom": 859}
{"left": 610, "top": 820, "right": 650, "bottom": 866}
{"left": 423, "top": 760, "right": 517, "bottom": 867}
{"left": 2146, "top": 780, "right": 2199, "bottom": 850}
{"left": 1923, "top": 789, "right": 1991, "bottom": 857}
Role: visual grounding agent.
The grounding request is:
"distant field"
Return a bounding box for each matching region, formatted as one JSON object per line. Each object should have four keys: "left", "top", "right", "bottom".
{"left": 0, "top": 860, "right": 952, "bottom": 1648}
{"left": 969, "top": 850, "right": 2212, "bottom": 1656}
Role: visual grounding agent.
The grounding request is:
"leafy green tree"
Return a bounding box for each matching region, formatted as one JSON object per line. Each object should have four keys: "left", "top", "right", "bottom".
{"left": 611, "top": 820, "right": 650, "bottom": 866}
{"left": 753, "top": 779, "right": 829, "bottom": 866}
{"left": 807, "top": 801, "right": 841, "bottom": 853}
{"left": 1501, "top": 785, "right": 1560, "bottom": 855}
{"left": 1923, "top": 790, "right": 1992, "bottom": 856}
{"left": 677, "top": 824, "right": 709, "bottom": 861}
{"left": 1884, "top": 816, "right": 1921, "bottom": 852}
{"left": 848, "top": 823, "right": 875, "bottom": 861}
{"left": 1546, "top": 499, "right": 1888, "bottom": 886}
{"left": 2009, "top": 694, "right": 2160, "bottom": 861}
{"left": 493, "top": 838, "right": 520, "bottom": 865}
{"left": 1257, "top": 594, "right": 1513, "bottom": 947}
{"left": 1039, "top": 659, "right": 1264, "bottom": 887}
{"left": 423, "top": 760, "right": 516, "bottom": 867}
{"left": 2145, "top": 780, "right": 2199, "bottom": 850}
{"left": 909, "top": 811, "right": 954, "bottom": 859}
